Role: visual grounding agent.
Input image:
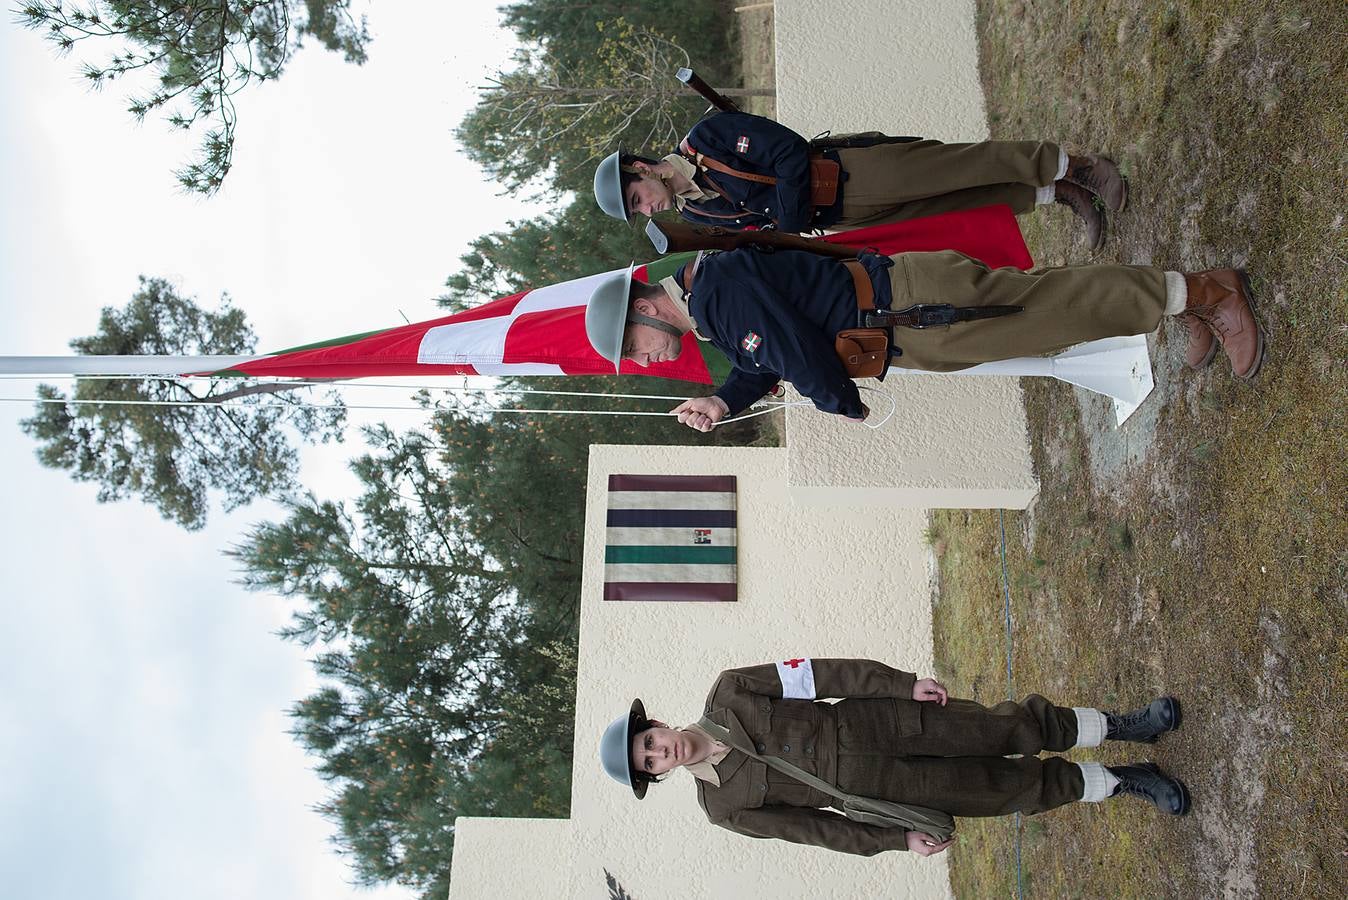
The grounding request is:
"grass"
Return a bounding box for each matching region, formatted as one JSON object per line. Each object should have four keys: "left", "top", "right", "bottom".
{"left": 929, "top": 3, "right": 1347, "bottom": 897}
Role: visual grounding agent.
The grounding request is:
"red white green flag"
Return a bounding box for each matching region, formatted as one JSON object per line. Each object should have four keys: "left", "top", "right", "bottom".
{"left": 204, "top": 204, "right": 1032, "bottom": 385}
{"left": 4, "top": 207, "right": 1031, "bottom": 383}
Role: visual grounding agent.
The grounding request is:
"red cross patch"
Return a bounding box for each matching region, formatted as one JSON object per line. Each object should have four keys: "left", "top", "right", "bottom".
{"left": 783, "top": 658, "right": 806, "bottom": 668}
{"left": 736, "top": 135, "right": 750, "bottom": 153}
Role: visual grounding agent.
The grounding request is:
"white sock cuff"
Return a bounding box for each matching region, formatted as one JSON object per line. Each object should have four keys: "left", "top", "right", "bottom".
{"left": 1055, "top": 146, "right": 1069, "bottom": 181}
{"left": 1073, "top": 707, "right": 1107, "bottom": 748}
{"left": 1164, "top": 271, "right": 1188, "bottom": 315}
{"left": 1035, "top": 183, "right": 1056, "bottom": 206}
{"left": 1077, "top": 762, "right": 1118, "bottom": 802}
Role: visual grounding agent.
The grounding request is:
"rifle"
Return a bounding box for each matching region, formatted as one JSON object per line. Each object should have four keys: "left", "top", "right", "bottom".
{"left": 676, "top": 67, "right": 740, "bottom": 113}
{"left": 645, "top": 218, "right": 863, "bottom": 260}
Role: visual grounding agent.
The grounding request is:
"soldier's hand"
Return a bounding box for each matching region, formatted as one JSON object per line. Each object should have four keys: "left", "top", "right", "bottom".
{"left": 906, "top": 831, "right": 954, "bottom": 856}
{"left": 912, "top": 677, "right": 948, "bottom": 705}
{"left": 672, "top": 396, "right": 730, "bottom": 432}
{"left": 847, "top": 403, "right": 871, "bottom": 423}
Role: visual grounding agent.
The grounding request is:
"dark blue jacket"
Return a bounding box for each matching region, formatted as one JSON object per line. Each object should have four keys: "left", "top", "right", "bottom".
{"left": 679, "top": 112, "right": 843, "bottom": 232}
{"left": 682, "top": 249, "right": 893, "bottom": 419}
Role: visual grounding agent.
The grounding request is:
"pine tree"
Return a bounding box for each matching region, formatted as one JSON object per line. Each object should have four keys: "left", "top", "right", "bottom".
{"left": 20, "top": 277, "right": 345, "bottom": 530}
{"left": 17, "top": 0, "right": 371, "bottom": 193}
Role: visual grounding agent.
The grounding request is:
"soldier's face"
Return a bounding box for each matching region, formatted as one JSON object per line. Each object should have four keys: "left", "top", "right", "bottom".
{"left": 622, "top": 322, "right": 683, "bottom": 367}
{"left": 630, "top": 725, "right": 696, "bottom": 776}
{"left": 625, "top": 173, "right": 674, "bottom": 216}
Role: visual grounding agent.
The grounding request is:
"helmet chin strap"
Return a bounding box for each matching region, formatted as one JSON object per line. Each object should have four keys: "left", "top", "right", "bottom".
{"left": 625, "top": 310, "right": 686, "bottom": 340}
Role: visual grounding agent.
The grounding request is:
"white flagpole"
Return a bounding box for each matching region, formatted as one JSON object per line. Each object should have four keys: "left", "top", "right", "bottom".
{"left": 0, "top": 355, "right": 262, "bottom": 376}
{"left": 0, "top": 336, "right": 1157, "bottom": 427}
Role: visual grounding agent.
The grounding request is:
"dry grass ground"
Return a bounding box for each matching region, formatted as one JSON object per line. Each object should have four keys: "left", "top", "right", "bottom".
{"left": 930, "top": 2, "right": 1347, "bottom": 898}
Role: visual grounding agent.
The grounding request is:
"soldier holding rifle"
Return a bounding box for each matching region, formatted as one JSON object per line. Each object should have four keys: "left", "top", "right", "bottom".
{"left": 584, "top": 221, "right": 1265, "bottom": 430}
{"left": 593, "top": 69, "right": 1126, "bottom": 249}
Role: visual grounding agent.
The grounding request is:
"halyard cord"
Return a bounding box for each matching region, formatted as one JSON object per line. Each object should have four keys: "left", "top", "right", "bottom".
{"left": 0, "top": 378, "right": 900, "bottom": 429}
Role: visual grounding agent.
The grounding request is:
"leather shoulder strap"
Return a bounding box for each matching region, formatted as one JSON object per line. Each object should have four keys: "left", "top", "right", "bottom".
{"left": 681, "top": 138, "right": 778, "bottom": 186}
{"left": 843, "top": 259, "right": 876, "bottom": 311}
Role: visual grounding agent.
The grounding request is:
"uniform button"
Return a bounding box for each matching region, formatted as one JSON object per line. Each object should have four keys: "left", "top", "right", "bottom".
{"left": 805, "top": 746, "right": 814, "bottom": 755}
{"left": 782, "top": 744, "right": 791, "bottom": 752}
{"left": 763, "top": 208, "right": 770, "bottom": 213}
{"left": 756, "top": 743, "right": 766, "bottom": 752}
{"left": 759, "top": 784, "right": 768, "bottom": 791}
{"left": 760, "top": 705, "right": 770, "bottom": 714}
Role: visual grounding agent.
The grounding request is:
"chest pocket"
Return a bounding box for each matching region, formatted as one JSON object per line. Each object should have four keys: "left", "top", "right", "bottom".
{"left": 753, "top": 699, "right": 824, "bottom": 806}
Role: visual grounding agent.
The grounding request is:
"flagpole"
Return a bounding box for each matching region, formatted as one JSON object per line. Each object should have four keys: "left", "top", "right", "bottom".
{"left": 0, "top": 355, "right": 260, "bottom": 376}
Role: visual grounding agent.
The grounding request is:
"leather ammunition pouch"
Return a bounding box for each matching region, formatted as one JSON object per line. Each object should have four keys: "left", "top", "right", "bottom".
{"left": 807, "top": 156, "right": 842, "bottom": 207}
{"left": 834, "top": 259, "right": 892, "bottom": 379}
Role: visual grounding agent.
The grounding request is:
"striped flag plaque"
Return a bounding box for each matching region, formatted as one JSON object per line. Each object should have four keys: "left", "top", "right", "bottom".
{"left": 604, "top": 474, "right": 738, "bottom": 602}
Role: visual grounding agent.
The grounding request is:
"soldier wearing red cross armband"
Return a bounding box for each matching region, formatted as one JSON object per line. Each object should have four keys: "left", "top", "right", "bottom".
{"left": 599, "top": 658, "right": 1187, "bottom": 857}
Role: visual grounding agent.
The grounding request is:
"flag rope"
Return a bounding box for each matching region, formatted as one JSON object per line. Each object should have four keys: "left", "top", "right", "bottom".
{"left": 0, "top": 383, "right": 897, "bottom": 427}
{"left": 0, "top": 373, "right": 698, "bottom": 402}
{"left": 0, "top": 393, "right": 809, "bottom": 425}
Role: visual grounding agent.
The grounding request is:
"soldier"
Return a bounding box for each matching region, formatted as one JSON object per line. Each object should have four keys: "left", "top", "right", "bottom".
{"left": 599, "top": 657, "right": 1188, "bottom": 857}
{"left": 593, "top": 110, "right": 1126, "bottom": 249}
{"left": 583, "top": 248, "right": 1263, "bottom": 431}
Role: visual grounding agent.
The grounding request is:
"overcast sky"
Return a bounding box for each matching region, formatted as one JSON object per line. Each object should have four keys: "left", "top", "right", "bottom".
{"left": 0, "top": 5, "right": 544, "bottom": 898}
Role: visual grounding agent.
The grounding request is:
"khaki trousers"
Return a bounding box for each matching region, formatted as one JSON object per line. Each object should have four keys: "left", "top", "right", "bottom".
{"left": 837, "top": 140, "right": 1061, "bottom": 227}
{"left": 839, "top": 695, "right": 1088, "bottom": 816}
{"left": 884, "top": 250, "right": 1167, "bottom": 371}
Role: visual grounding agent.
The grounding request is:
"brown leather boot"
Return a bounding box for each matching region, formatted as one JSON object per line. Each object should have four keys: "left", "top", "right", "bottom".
{"left": 1054, "top": 181, "right": 1106, "bottom": 250}
{"left": 1180, "top": 313, "right": 1217, "bottom": 370}
{"left": 1182, "top": 269, "right": 1265, "bottom": 379}
{"left": 1066, "top": 153, "right": 1128, "bottom": 212}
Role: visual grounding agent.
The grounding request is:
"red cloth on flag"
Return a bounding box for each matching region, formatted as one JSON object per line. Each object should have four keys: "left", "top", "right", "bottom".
{"left": 225, "top": 205, "right": 1031, "bottom": 383}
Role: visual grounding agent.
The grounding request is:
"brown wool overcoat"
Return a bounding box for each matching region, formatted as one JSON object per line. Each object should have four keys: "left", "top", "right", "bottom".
{"left": 693, "top": 659, "right": 1084, "bottom": 855}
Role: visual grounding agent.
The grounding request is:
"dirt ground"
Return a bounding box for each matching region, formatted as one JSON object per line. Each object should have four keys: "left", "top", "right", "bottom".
{"left": 929, "top": 3, "right": 1346, "bottom": 898}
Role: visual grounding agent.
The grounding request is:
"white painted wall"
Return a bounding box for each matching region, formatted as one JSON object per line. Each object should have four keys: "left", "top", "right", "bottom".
{"left": 775, "top": 0, "right": 1037, "bottom": 509}
{"left": 449, "top": 445, "right": 951, "bottom": 900}
{"left": 449, "top": 4, "right": 1032, "bottom": 896}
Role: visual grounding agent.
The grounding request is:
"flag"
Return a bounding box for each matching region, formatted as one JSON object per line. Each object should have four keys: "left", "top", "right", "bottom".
{"left": 604, "top": 474, "right": 737, "bottom": 601}
{"left": 206, "top": 204, "right": 1033, "bottom": 385}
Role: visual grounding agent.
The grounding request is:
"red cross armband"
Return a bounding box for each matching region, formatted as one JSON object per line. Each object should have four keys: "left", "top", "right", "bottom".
{"left": 775, "top": 657, "right": 816, "bottom": 699}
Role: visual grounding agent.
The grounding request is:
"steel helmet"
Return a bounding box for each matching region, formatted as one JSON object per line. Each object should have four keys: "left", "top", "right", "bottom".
{"left": 599, "top": 698, "right": 649, "bottom": 799}
{"left": 594, "top": 150, "right": 630, "bottom": 222}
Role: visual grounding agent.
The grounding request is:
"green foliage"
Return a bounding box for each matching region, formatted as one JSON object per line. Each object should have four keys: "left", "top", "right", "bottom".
{"left": 459, "top": 3, "right": 738, "bottom": 197}
{"left": 499, "top": 0, "right": 736, "bottom": 76}
{"left": 17, "top": 0, "right": 370, "bottom": 193}
{"left": 458, "top": 21, "right": 700, "bottom": 197}
{"left": 439, "top": 197, "right": 652, "bottom": 310}
{"left": 20, "top": 276, "right": 345, "bottom": 530}
{"left": 233, "top": 389, "right": 766, "bottom": 895}
{"left": 232, "top": 424, "right": 574, "bottom": 898}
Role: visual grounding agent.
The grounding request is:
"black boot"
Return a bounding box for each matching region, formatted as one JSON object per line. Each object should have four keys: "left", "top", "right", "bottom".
{"left": 1110, "top": 763, "right": 1190, "bottom": 815}
{"left": 1106, "top": 696, "right": 1181, "bottom": 742}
